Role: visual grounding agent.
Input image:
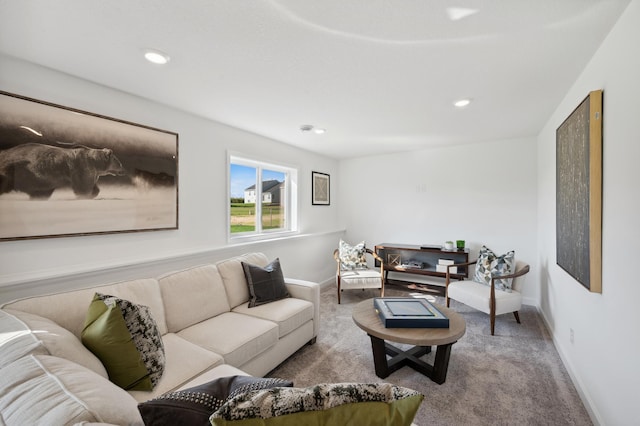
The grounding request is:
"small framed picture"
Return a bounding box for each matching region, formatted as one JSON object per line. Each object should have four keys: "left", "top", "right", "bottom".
{"left": 312, "top": 171, "right": 330, "bottom": 205}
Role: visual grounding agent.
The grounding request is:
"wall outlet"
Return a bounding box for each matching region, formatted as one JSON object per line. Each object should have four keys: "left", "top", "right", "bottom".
{"left": 570, "top": 328, "right": 574, "bottom": 344}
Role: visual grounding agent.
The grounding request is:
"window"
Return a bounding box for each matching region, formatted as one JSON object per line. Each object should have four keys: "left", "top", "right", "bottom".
{"left": 229, "top": 154, "right": 297, "bottom": 239}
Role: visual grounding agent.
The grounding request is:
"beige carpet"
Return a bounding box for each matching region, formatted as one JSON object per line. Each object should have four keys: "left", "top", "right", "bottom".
{"left": 268, "top": 285, "right": 592, "bottom": 426}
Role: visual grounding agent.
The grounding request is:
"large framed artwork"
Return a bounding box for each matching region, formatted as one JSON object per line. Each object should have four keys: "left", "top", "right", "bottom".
{"left": 0, "top": 91, "right": 179, "bottom": 241}
{"left": 311, "top": 171, "right": 330, "bottom": 205}
{"left": 556, "top": 90, "right": 602, "bottom": 293}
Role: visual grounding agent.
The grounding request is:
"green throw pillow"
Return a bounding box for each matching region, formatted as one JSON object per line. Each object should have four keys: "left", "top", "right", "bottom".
{"left": 81, "top": 293, "right": 165, "bottom": 391}
{"left": 210, "top": 382, "right": 423, "bottom": 426}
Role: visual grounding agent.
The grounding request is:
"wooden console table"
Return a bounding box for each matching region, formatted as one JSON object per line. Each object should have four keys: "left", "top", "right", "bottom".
{"left": 374, "top": 243, "right": 469, "bottom": 289}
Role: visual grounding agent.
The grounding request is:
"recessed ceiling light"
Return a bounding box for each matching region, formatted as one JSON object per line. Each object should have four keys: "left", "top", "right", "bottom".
{"left": 300, "top": 124, "right": 314, "bottom": 132}
{"left": 144, "top": 49, "right": 170, "bottom": 65}
{"left": 454, "top": 99, "right": 472, "bottom": 108}
{"left": 313, "top": 128, "right": 326, "bottom": 134}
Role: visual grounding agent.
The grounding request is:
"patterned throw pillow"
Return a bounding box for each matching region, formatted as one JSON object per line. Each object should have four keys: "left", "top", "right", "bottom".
{"left": 81, "top": 293, "right": 165, "bottom": 391}
{"left": 473, "top": 246, "right": 516, "bottom": 291}
{"left": 210, "top": 382, "right": 423, "bottom": 426}
{"left": 338, "top": 239, "right": 368, "bottom": 270}
{"left": 138, "top": 376, "right": 293, "bottom": 426}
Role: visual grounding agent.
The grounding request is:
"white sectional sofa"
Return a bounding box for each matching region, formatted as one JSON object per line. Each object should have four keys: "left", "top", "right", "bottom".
{"left": 0, "top": 252, "right": 320, "bottom": 425}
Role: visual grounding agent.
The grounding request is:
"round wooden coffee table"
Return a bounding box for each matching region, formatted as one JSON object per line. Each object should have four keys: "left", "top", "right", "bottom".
{"left": 352, "top": 298, "right": 466, "bottom": 384}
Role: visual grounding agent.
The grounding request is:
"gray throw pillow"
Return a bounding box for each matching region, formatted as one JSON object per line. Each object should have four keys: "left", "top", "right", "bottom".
{"left": 242, "top": 258, "right": 290, "bottom": 308}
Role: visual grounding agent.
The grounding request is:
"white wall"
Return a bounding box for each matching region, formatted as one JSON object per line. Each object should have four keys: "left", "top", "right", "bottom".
{"left": 0, "top": 55, "right": 341, "bottom": 301}
{"left": 536, "top": 1, "right": 640, "bottom": 424}
{"left": 339, "top": 137, "right": 539, "bottom": 304}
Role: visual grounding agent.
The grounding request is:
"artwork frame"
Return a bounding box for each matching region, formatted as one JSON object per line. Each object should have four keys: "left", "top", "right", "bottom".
{"left": 0, "top": 91, "right": 179, "bottom": 241}
{"left": 556, "top": 90, "right": 603, "bottom": 293}
{"left": 312, "top": 171, "right": 330, "bottom": 205}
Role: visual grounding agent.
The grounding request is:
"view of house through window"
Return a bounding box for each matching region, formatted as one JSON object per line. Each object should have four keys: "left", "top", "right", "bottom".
{"left": 229, "top": 156, "right": 296, "bottom": 237}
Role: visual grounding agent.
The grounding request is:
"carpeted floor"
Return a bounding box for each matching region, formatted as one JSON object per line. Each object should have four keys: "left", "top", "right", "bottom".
{"left": 268, "top": 285, "right": 592, "bottom": 426}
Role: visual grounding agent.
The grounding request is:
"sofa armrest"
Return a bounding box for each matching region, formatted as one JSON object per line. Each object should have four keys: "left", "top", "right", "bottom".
{"left": 284, "top": 278, "right": 320, "bottom": 338}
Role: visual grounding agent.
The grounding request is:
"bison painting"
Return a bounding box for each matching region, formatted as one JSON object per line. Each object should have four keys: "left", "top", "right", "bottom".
{"left": 0, "top": 143, "right": 126, "bottom": 200}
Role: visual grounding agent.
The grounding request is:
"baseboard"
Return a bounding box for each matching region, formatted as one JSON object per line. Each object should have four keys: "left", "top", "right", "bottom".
{"left": 538, "top": 308, "right": 602, "bottom": 426}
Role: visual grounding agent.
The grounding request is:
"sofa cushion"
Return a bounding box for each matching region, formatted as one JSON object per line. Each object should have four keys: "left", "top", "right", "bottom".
{"left": 177, "top": 312, "right": 278, "bottom": 367}
{"left": 4, "top": 308, "right": 108, "bottom": 378}
{"left": 242, "top": 258, "right": 290, "bottom": 308}
{"left": 158, "top": 264, "right": 231, "bottom": 333}
{"left": 2, "top": 278, "right": 167, "bottom": 337}
{"left": 127, "top": 333, "right": 225, "bottom": 402}
{"left": 210, "top": 382, "right": 423, "bottom": 426}
{"left": 81, "top": 293, "right": 165, "bottom": 391}
{"left": 232, "top": 298, "right": 313, "bottom": 339}
{"left": 0, "top": 309, "right": 48, "bottom": 369}
{"left": 217, "top": 253, "right": 269, "bottom": 309}
{"left": 138, "top": 376, "right": 293, "bottom": 426}
{"left": 0, "top": 354, "right": 143, "bottom": 426}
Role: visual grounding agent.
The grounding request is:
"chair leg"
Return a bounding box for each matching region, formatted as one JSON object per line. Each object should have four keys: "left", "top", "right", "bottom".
{"left": 490, "top": 312, "right": 496, "bottom": 336}
{"left": 513, "top": 311, "right": 521, "bottom": 324}
{"left": 337, "top": 277, "right": 341, "bottom": 304}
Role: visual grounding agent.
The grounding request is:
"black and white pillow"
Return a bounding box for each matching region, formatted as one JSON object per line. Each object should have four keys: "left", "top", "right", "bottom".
{"left": 138, "top": 376, "right": 293, "bottom": 426}
{"left": 473, "top": 246, "right": 515, "bottom": 291}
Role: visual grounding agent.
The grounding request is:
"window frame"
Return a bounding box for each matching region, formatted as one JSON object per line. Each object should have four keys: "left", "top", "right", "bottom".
{"left": 227, "top": 153, "right": 298, "bottom": 242}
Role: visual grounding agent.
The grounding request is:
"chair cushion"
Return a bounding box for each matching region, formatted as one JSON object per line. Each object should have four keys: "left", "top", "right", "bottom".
{"left": 448, "top": 280, "right": 522, "bottom": 315}
{"left": 232, "top": 297, "right": 314, "bottom": 338}
{"left": 138, "top": 376, "right": 293, "bottom": 426}
{"left": 339, "top": 239, "right": 367, "bottom": 270}
{"left": 473, "top": 246, "right": 515, "bottom": 291}
{"left": 340, "top": 269, "right": 382, "bottom": 290}
{"left": 81, "top": 293, "right": 165, "bottom": 391}
{"left": 210, "top": 382, "right": 423, "bottom": 426}
{"left": 242, "top": 258, "right": 290, "bottom": 308}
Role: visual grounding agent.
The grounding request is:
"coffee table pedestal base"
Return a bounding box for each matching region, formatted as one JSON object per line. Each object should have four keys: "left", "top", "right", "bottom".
{"left": 368, "top": 334, "right": 455, "bottom": 384}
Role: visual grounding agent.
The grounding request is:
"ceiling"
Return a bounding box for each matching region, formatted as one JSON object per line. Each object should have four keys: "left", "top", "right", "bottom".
{"left": 0, "top": 0, "right": 631, "bottom": 159}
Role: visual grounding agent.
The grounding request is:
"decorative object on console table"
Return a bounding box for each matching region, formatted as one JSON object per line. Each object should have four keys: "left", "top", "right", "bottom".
{"left": 311, "top": 171, "right": 330, "bottom": 205}
{"left": 444, "top": 241, "right": 454, "bottom": 250}
{"left": 374, "top": 297, "right": 449, "bottom": 328}
{"left": 0, "top": 91, "right": 179, "bottom": 241}
{"left": 456, "top": 240, "right": 465, "bottom": 250}
{"left": 436, "top": 259, "right": 457, "bottom": 274}
{"left": 374, "top": 244, "right": 470, "bottom": 292}
{"left": 556, "top": 89, "right": 602, "bottom": 293}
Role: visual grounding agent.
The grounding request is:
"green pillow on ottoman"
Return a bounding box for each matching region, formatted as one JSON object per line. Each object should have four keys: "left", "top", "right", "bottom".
{"left": 81, "top": 293, "right": 165, "bottom": 391}
{"left": 210, "top": 382, "right": 423, "bottom": 426}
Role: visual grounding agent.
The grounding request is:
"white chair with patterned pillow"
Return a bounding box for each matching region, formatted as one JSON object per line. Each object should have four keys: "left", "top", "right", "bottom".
{"left": 445, "top": 246, "right": 530, "bottom": 335}
{"left": 333, "top": 240, "right": 384, "bottom": 304}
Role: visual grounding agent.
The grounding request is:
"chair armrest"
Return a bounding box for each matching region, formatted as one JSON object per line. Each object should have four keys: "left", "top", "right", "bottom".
{"left": 490, "top": 264, "right": 530, "bottom": 282}
{"left": 445, "top": 260, "right": 477, "bottom": 286}
{"left": 284, "top": 278, "right": 320, "bottom": 337}
{"left": 366, "top": 248, "right": 383, "bottom": 264}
